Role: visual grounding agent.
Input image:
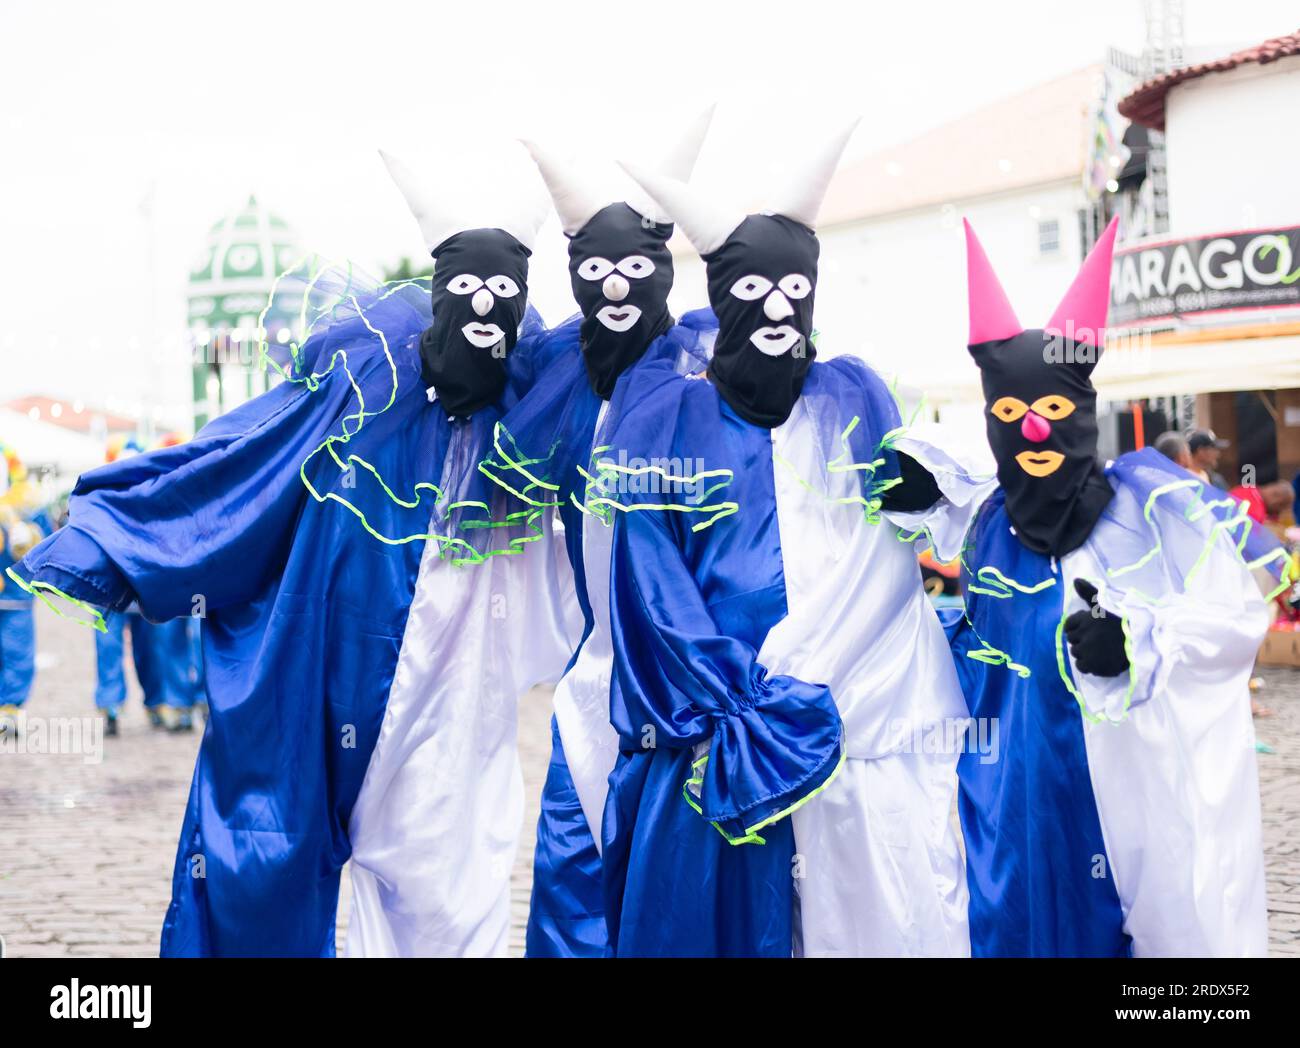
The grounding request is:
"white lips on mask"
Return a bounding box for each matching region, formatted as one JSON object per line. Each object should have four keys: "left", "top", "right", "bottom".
{"left": 595, "top": 303, "right": 642, "bottom": 332}
{"left": 461, "top": 322, "right": 506, "bottom": 349}
{"left": 749, "top": 324, "right": 802, "bottom": 356}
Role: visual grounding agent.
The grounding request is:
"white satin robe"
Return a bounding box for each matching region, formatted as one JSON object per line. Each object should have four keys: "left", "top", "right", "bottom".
{"left": 558, "top": 403, "right": 995, "bottom": 956}
{"left": 345, "top": 511, "right": 580, "bottom": 957}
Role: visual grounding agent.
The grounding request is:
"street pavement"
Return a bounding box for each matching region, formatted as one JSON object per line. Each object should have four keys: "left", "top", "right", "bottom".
{"left": 2, "top": 603, "right": 1299, "bottom": 957}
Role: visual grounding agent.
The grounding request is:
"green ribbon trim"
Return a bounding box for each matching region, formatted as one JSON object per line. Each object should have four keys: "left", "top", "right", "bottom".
{"left": 966, "top": 565, "right": 1059, "bottom": 601}
{"left": 681, "top": 746, "right": 848, "bottom": 846}
{"left": 4, "top": 567, "right": 107, "bottom": 632}
{"left": 961, "top": 475, "right": 1295, "bottom": 723}
{"left": 1107, "top": 477, "right": 1296, "bottom": 601}
{"left": 251, "top": 263, "right": 548, "bottom": 567}
{"left": 1053, "top": 585, "right": 1140, "bottom": 726}
{"left": 475, "top": 422, "right": 565, "bottom": 512}
{"left": 586, "top": 459, "right": 740, "bottom": 533}
{"left": 767, "top": 414, "right": 908, "bottom": 527}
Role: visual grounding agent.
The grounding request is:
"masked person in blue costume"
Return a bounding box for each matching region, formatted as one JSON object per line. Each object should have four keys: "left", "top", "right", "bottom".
{"left": 590, "top": 126, "right": 995, "bottom": 957}
{"left": 502, "top": 111, "right": 718, "bottom": 958}
{"left": 948, "top": 218, "right": 1274, "bottom": 957}
{"left": 10, "top": 147, "right": 579, "bottom": 956}
{"left": 342, "top": 150, "right": 582, "bottom": 958}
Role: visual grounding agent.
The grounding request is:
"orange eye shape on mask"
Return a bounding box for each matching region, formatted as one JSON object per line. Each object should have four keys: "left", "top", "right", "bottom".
{"left": 990, "top": 396, "right": 1028, "bottom": 423}
{"left": 1029, "top": 395, "right": 1076, "bottom": 420}
{"left": 990, "top": 395, "right": 1077, "bottom": 423}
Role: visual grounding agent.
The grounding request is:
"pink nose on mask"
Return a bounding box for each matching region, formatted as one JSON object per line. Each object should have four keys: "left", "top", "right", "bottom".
{"left": 1021, "top": 411, "right": 1052, "bottom": 442}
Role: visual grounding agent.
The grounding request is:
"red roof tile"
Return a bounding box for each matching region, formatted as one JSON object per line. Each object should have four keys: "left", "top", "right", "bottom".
{"left": 3, "top": 396, "right": 137, "bottom": 434}
{"left": 1119, "top": 30, "right": 1300, "bottom": 131}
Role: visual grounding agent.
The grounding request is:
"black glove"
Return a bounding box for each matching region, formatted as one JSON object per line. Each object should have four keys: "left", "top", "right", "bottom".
{"left": 1063, "top": 578, "right": 1129, "bottom": 678}
{"left": 878, "top": 451, "right": 943, "bottom": 513}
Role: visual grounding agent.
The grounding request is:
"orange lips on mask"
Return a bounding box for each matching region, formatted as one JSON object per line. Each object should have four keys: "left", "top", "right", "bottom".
{"left": 1015, "top": 450, "right": 1065, "bottom": 477}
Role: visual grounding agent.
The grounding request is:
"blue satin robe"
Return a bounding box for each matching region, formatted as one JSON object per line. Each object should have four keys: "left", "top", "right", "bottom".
{"left": 948, "top": 490, "right": 1130, "bottom": 958}
{"left": 521, "top": 311, "right": 715, "bottom": 958}
{"left": 596, "top": 357, "right": 899, "bottom": 956}
{"left": 14, "top": 285, "right": 542, "bottom": 956}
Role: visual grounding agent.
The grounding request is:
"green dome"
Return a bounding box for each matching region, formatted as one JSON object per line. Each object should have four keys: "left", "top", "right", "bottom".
{"left": 186, "top": 195, "right": 304, "bottom": 337}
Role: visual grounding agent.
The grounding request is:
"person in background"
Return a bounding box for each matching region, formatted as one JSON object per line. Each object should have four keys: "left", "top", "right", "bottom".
{"left": 1265, "top": 480, "right": 1297, "bottom": 531}
{"left": 91, "top": 437, "right": 197, "bottom": 736}
{"left": 1188, "top": 429, "right": 1229, "bottom": 489}
{"left": 0, "top": 447, "right": 47, "bottom": 738}
{"left": 1225, "top": 478, "right": 1297, "bottom": 720}
{"left": 1229, "top": 479, "right": 1295, "bottom": 533}
{"left": 1153, "top": 430, "right": 1192, "bottom": 470}
{"left": 94, "top": 609, "right": 192, "bottom": 734}
{"left": 182, "top": 614, "right": 206, "bottom": 721}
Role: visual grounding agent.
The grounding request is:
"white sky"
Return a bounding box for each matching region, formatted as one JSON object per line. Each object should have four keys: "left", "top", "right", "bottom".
{"left": 1, "top": 0, "right": 1295, "bottom": 431}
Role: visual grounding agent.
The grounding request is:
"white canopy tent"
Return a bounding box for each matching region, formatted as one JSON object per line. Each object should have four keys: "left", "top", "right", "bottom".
{"left": 908, "top": 326, "right": 1300, "bottom": 409}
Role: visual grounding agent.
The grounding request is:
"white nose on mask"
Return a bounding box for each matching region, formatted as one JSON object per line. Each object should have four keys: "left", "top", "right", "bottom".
{"left": 602, "top": 273, "right": 630, "bottom": 303}
{"left": 471, "top": 287, "right": 495, "bottom": 317}
{"left": 763, "top": 289, "right": 794, "bottom": 321}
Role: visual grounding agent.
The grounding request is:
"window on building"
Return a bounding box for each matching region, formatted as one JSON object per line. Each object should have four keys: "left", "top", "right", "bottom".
{"left": 1037, "top": 218, "right": 1060, "bottom": 256}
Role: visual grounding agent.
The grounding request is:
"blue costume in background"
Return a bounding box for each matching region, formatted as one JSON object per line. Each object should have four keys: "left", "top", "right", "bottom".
{"left": 0, "top": 603, "right": 35, "bottom": 709}
{"left": 93, "top": 610, "right": 190, "bottom": 712}
{"left": 0, "top": 495, "right": 49, "bottom": 716}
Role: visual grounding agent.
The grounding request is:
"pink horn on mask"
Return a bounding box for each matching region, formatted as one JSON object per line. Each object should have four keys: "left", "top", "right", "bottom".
{"left": 1045, "top": 216, "right": 1119, "bottom": 349}
{"left": 964, "top": 219, "right": 1023, "bottom": 345}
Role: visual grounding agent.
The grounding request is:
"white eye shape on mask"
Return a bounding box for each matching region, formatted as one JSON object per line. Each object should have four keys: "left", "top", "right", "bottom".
{"left": 577, "top": 257, "right": 615, "bottom": 282}
{"left": 616, "top": 255, "right": 655, "bottom": 279}
{"left": 446, "top": 274, "right": 484, "bottom": 295}
{"left": 730, "top": 275, "right": 773, "bottom": 301}
{"left": 778, "top": 274, "right": 812, "bottom": 299}
{"left": 485, "top": 275, "right": 520, "bottom": 298}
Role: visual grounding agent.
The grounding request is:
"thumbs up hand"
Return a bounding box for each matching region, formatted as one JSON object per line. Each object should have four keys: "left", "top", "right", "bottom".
{"left": 1063, "top": 578, "right": 1130, "bottom": 678}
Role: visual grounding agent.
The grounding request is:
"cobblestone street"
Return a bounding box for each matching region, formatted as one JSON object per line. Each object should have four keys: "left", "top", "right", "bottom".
{"left": 3, "top": 604, "right": 1299, "bottom": 957}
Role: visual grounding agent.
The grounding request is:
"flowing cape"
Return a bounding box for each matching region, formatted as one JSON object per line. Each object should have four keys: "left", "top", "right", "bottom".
{"left": 9, "top": 268, "right": 554, "bottom": 956}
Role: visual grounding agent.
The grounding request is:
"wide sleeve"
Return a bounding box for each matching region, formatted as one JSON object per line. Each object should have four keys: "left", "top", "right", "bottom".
{"left": 1060, "top": 478, "right": 1271, "bottom": 722}
{"left": 608, "top": 505, "right": 844, "bottom": 844}
{"left": 497, "top": 506, "right": 583, "bottom": 690}
{"left": 11, "top": 370, "right": 366, "bottom": 625}
{"left": 881, "top": 420, "right": 998, "bottom": 562}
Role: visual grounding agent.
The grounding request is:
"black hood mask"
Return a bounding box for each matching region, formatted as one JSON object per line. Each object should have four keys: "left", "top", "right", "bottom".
{"left": 568, "top": 202, "right": 674, "bottom": 399}
{"left": 421, "top": 227, "right": 531, "bottom": 418}
{"left": 965, "top": 217, "right": 1121, "bottom": 558}
{"left": 970, "top": 331, "right": 1113, "bottom": 558}
{"left": 704, "top": 213, "right": 818, "bottom": 429}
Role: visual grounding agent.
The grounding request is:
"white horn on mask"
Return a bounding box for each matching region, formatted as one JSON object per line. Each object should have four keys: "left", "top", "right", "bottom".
{"left": 380, "top": 146, "right": 547, "bottom": 256}
{"left": 494, "top": 142, "right": 549, "bottom": 252}
{"left": 520, "top": 138, "right": 608, "bottom": 237}
{"left": 379, "top": 148, "right": 462, "bottom": 256}
{"left": 763, "top": 117, "right": 859, "bottom": 230}
{"left": 625, "top": 103, "right": 717, "bottom": 227}
{"left": 618, "top": 160, "right": 746, "bottom": 257}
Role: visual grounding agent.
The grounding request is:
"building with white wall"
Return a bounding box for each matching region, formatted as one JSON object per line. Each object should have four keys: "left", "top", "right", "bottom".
{"left": 1118, "top": 30, "right": 1300, "bottom": 485}
{"left": 668, "top": 66, "right": 1104, "bottom": 443}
